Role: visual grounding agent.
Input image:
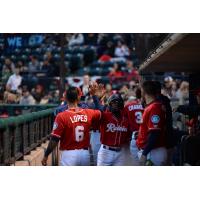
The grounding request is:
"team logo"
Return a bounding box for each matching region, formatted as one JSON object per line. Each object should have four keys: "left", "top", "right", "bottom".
{"left": 53, "top": 122, "right": 58, "bottom": 130}
{"left": 151, "top": 115, "right": 160, "bottom": 124}
{"left": 106, "top": 123, "right": 127, "bottom": 132}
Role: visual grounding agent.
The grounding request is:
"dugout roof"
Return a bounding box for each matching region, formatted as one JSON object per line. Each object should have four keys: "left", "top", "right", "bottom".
{"left": 139, "top": 33, "right": 200, "bottom": 73}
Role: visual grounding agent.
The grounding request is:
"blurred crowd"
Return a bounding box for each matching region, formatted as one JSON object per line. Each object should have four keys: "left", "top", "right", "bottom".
{"left": 0, "top": 34, "right": 139, "bottom": 105}
{"left": 0, "top": 34, "right": 189, "bottom": 121}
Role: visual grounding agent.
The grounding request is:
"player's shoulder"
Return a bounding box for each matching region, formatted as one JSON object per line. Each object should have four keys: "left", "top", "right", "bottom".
{"left": 79, "top": 108, "right": 99, "bottom": 114}
{"left": 55, "top": 110, "right": 66, "bottom": 120}
{"left": 147, "top": 100, "right": 163, "bottom": 111}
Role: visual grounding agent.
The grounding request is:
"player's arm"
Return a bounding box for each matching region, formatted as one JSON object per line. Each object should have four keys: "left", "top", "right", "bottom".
{"left": 89, "top": 83, "right": 106, "bottom": 112}
{"left": 140, "top": 108, "right": 162, "bottom": 165}
{"left": 142, "top": 129, "right": 160, "bottom": 156}
{"left": 42, "top": 136, "right": 60, "bottom": 166}
{"left": 139, "top": 130, "right": 160, "bottom": 166}
{"left": 42, "top": 115, "right": 64, "bottom": 166}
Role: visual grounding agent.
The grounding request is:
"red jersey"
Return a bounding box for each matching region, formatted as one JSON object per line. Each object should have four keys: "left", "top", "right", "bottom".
{"left": 100, "top": 111, "right": 131, "bottom": 147}
{"left": 124, "top": 99, "right": 144, "bottom": 132}
{"left": 136, "top": 101, "right": 166, "bottom": 149}
{"left": 51, "top": 108, "right": 101, "bottom": 150}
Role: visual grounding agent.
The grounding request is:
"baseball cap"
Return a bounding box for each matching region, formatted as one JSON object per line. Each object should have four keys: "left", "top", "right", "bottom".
{"left": 164, "top": 76, "right": 173, "bottom": 82}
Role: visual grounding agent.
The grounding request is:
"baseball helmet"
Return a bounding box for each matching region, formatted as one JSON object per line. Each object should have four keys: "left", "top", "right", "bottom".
{"left": 108, "top": 93, "right": 124, "bottom": 109}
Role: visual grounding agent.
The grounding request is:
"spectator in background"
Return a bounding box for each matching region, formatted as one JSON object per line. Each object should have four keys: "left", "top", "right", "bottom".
{"left": 126, "top": 59, "right": 140, "bottom": 81}
{"left": 41, "top": 58, "right": 54, "bottom": 76}
{"left": 98, "top": 51, "right": 112, "bottom": 62}
{"left": 17, "top": 60, "right": 27, "bottom": 72}
{"left": 51, "top": 90, "right": 60, "bottom": 104}
{"left": 4, "top": 91, "right": 18, "bottom": 104}
{"left": 6, "top": 66, "right": 22, "bottom": 93}
{"left": 68, "top": 33, "right": 84, "bottom": 46}
{"left": 1, "top": 65, "right": 12, "bottom": 85}
{"left": 44, "top": 51, "right": 58, "bottom": 76}
{"left": 103, "top": 83, "right": 114, "bottom": 103}
{"left": 28, "top": 55, "right": 40, "bottom": 72}
{"left": 80, "top": 74, "right": 90, "bottom": 98}
{"left": 84, "top": 33, "right": 97, "bottom": 46}
{"left": 114, "top": 41, "right": 130, "bottom": 58}
{"left": 162, "top": 76, "right": 173, "bottom": 98}
{"left": 19, "top": 87, "right": 36, "bottom": 105}
{"left": 31, "top": 84, "right": 44, "bottom": 104}
{"left": 176, "top": 81, "right": 189, "bottom": 105}
{"left": 0, "top": 90, "right": 4, "bottom": 104}
{"left": 3, "top": 58, "right": 15, "bottom": 73}
{"left": 108, "top": 63, "right": 123, "bottom": 77}
{"left": 119, "top": 84, "right": 129, "bottom": 101}
{"left": 171, "top": 81, "right": 179, "bottom": 98}
{"left": 40, "top": 93, "right": 52, "bottom": 104}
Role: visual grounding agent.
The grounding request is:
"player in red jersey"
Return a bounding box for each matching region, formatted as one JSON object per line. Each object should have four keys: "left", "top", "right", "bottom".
{"left": 90, "top": 83, "right": 131, "bottom": 166}
{"left": 41, "top": 86, "right": 101, "bottom": 166}
{"left": 124, "top": 88, "right": 144, "bottom": 165}
{"left": 124, "top": 87, "right": 144, "bottom": 133}
{"left": 131, "top": 81, "right": 168, "bottom": 166}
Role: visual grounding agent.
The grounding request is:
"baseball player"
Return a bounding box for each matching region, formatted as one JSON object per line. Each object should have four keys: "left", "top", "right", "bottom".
{"left": 90, "top": 83, "right": 131, "bottom": 166}
{"left": 131, "top": 81, "right": 168, "bottom": 166}
{"left": 124, "top": 88, "right": 144, "bottom": 165}
{"left": 41, "top": 86, "right": 101, "bottom": 166}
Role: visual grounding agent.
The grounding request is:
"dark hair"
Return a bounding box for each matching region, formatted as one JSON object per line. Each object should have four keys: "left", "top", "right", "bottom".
{"left": 135, "top": 87, "right": 141, "bottom": 99}
{"left": 141, "top": 81, "right": 158, "bottom": 96}
{"left": 153, "top": 81, "right": 162, "bottom": 93}
{"left": 66, "top": 86, "right": 79, "bottom": 103}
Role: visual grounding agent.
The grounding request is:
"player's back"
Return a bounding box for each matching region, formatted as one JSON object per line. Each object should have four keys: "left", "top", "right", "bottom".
{"left": 124, "top": 99, "right": 144, "bottom": 132}
{"left": 55, "top": 108, "right": 101, "bottom": 150}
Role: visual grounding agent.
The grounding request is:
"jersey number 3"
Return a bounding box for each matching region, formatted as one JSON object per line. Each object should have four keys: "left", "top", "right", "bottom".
{"left": 135, "top": 111, "right": 143, "bottom": 124}
{"left": 75, "top": 126, "right": 84, "bottom": 142}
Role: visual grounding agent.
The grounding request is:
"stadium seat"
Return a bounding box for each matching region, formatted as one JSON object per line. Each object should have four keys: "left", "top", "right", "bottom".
{"left": 101, "top": 67, "right": 111, "bottom": 76}
{"left": 24, "top": 48, "right": 31, "bottom": 55}
{"left": 76, "top": 67, "right": 90, "bottom": 76}
{"left": 89, "top": 67, "right": 102, "bottom": 76}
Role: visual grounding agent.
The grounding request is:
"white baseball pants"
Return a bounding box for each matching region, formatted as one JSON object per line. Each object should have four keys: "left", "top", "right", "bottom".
{"left": 130, "top": 138, "right": 167, "bottom": 166}
{"left": 60, "top": 149, "right": 90, "bottom": 166}
{"left": 97, "top": 145, "right": 125, "bottom": 166}
{"left": 90, "top": 130, "right": 101, "bottom": 165}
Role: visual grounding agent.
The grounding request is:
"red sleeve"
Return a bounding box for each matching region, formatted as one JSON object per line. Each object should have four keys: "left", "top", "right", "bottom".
{"left": 51, "top": 114, "right": 65, "bottom": 138}
{"left": 91, "top": 110, "right": 101, "bottom": 122}
{"left": 147, "top": 106, "right": 163, "bottom": 131}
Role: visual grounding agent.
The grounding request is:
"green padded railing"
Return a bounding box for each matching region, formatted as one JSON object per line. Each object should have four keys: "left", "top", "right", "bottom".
{"left": 0, "top": 108, "right": 55, "bottom": 165}
{"left": 0, "top": 104, "right": 58, "bottom": 116}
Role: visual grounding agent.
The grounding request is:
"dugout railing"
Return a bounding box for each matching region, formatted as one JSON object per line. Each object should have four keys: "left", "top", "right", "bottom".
{"left": 0, "top": 108, "right": 54, "bottom": 165}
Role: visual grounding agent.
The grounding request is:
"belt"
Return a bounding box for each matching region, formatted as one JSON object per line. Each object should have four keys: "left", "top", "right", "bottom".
{"left": 62, "top": 147, "right": 89, "bottom": 151}
{"left": 103, "top": 145, "right": 121, "bottom": 152}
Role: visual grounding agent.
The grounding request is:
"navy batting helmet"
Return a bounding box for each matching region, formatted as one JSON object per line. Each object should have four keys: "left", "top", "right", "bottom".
{"left": 108, "top": 93, "right": 124, "bottom": 110}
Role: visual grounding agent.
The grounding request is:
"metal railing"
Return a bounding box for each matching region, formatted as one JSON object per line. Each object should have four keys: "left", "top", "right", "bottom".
{"left": 0, "top": 108, "right": 54, "bottom": 165}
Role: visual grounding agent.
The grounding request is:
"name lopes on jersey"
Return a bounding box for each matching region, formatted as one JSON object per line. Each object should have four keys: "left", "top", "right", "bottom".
{"left": 70, "top": 115, "right": 88, "bottom": 123}
{"left": 106, "top": 123, "right": 127, "bottom": 132}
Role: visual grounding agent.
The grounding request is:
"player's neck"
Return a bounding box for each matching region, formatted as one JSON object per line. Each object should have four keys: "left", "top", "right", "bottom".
{"left": 145, "top": 96, "right": 156, "bottom": 105}
{"left": 68, "top": 102, "right": 78, "bottom": 109}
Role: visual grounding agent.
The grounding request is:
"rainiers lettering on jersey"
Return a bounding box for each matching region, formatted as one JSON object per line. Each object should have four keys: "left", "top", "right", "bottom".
{"left": 124, "top": 99, "right": 144, "bottom": 132}
{"left": 51, "top": 108, "right": 101, "bottom": 150}
{"left": 100, "top": 111, "right": 131, "bottom": 147}
{"left": 136, "top": 101, "right": 166, "bottom": 149}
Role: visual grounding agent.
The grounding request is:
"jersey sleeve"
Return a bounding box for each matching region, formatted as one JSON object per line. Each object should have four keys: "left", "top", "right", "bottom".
{"left": 147, "top": 105, "right": 164, "bottom": 131}
{"left": 51, "top": 114, "right": 65, "bottom": 138}
{"left": 91, "top": 109, "right": 101, "bottom": 122}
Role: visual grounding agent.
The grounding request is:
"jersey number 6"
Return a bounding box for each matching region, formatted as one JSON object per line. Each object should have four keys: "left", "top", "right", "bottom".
{"left": 75, "top": 125, "right": 84, "bottom": 142}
